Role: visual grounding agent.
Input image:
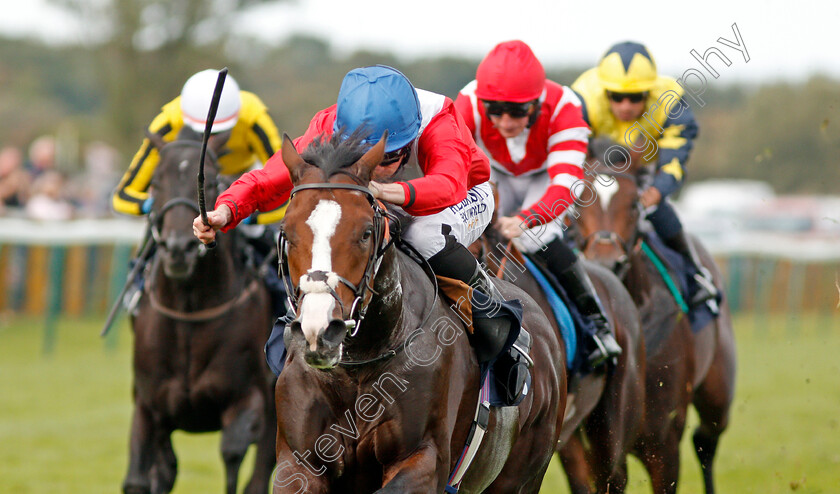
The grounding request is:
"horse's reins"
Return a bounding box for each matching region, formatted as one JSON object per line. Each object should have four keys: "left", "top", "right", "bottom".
{"left": 339, "top": 237, "right": 440, "bottom": 367}
{"left": 146, "top": 273, "right": 263, "bottom": 322}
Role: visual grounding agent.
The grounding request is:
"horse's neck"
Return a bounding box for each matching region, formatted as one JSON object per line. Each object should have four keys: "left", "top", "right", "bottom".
{"left": 626, "top": 249, "right": 655, "bottom": 306}
{"left": 342, "top": 246, "right": 423, "bottom": 358}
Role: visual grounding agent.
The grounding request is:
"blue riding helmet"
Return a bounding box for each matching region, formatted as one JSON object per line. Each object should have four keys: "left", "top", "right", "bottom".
{"left": 334, "top": 65, "right": 422, "bottom": 153}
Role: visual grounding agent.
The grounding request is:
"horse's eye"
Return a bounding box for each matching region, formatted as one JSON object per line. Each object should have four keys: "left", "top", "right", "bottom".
{"left": 282, "top": 230, "right": 296, "bottom": 248}
{"left": 361, "top": 227, "right": 373, "bottom": 243}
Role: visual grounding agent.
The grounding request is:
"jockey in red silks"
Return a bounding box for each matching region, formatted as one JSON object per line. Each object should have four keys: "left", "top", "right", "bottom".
{"left": 455, "top": 40, "right": 621, "bottom": 369}
{"left": 194, "top": 65, "right": 531, "bottom": 404}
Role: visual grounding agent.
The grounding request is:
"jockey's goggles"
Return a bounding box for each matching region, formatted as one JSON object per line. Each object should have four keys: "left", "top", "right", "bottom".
{"left": 380, "top": 145, "right": 411, "bottom": 166}
{"left": 482, "top": 100, "right": 535, "bottom": 118}
{"left": 606, "top": 91, "right": 648, "bottom": 103}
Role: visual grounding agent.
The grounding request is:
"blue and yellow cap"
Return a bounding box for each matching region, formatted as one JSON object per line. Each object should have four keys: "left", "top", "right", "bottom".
{"left": 597, "top": 41, "right": 658, "bottom": 93}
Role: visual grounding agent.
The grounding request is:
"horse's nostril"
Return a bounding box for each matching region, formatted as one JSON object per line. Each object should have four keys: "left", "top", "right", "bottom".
{"left": 290, "top": 319, "right": 302, "bottom": 334}
{"left": 321, "top": 319, "right": 347, "bottom": 350}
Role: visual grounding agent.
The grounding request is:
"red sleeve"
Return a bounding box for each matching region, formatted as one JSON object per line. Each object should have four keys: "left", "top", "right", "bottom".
{"left": 518, "top": 89, "right": 590, "bottom": 226}
{"left": 453, "top": 92, "right": 477, "bottom": 135}
{"left": 216, "top": 107, "right": 335, "bottom": 231}
{"left": 397, "top": 102, "right": 472, "bottom": 216}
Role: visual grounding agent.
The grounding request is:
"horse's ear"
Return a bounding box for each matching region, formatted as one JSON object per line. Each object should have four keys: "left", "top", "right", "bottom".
{"left": 209, "top": 130, "right": 232, "bottom": 155}
{"left": 281, "top": 133, "right": 308, "bottom": 184}
{"left": 352, "top": 131, "right": 388, "bottom": 182}
{"left": 145, "top": 129, "right": 165, "bottom": 151}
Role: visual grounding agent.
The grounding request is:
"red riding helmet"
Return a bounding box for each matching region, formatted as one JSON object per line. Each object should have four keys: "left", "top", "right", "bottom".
{"left": 475, "top": 40, "right": 545, "bottom": 103}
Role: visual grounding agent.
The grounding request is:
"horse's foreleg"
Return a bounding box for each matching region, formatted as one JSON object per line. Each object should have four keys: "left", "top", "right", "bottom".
{"left": 636, "top": 430, "right": 682, "bottom": 494}
{"left": 221, "top": 393, "right": 263, "bottom": 494}
{"left": 375, "top": 445, "right": 442, "bottom": 494}
{"left": 150, "top": 430, "right": 177, "bottom": 494}
{"left": 245, "top": 379, "right": 278, "bottom": 494}
{"left": 558, "top": 432, "right": 594, "bottom": 494}
{"left": 123, "top": 404, "right": 155, "bottom": 494}
{"left": 691, "top": 317, "right": 736, "bottom": 494}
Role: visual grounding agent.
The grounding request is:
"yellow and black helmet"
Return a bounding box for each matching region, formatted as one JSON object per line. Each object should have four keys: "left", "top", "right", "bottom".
{"left": 597, "top": 41, "right": 657, "bottom": 93}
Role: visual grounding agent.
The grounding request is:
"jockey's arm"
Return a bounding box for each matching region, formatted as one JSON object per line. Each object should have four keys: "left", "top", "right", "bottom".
{"left": 650, "top": 99, "right": 698, "bottom": 199}
{"left": 112, "top": 112, "right": 175, "bottom": 215}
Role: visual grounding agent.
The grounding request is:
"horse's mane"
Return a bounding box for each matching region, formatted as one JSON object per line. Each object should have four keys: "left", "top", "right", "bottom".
{"left": 298, "top": 128, "right": 416, "bottom": 236}
{"left": 300, "top": 128, "right": 375, "bottom": 179}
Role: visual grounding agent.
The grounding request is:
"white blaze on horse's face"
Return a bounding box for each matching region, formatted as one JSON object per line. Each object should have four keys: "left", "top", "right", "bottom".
{"left": 298, "top": 199, "right": 342, "bottom": 351}
{"left": 595, "top": 175, "right": 619, "bottom": 210}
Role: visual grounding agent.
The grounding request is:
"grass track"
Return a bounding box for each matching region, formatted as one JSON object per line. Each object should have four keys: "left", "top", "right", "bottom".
{"left": 0, "top": 312, "right": 838, "bottom": 493}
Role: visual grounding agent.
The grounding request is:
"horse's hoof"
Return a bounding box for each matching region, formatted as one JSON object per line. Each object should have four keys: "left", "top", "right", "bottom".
{"left": 122, "top": 484, "right": 150, "bottom": 494}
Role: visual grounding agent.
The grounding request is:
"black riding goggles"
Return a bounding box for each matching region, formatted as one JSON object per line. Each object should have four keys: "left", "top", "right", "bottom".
{"left": 606, "top": 91, "right": 648, "bottom": 103}
{"left": 482, "top": 100, "right": 536, "bottom": 118}
{"left": 380, "top": 145, "right": 411, "bottom": 166}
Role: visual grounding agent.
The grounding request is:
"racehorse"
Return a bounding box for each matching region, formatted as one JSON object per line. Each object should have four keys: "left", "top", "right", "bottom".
{"left": 575, "top": 164, "right": 737, "bottom": 494}
{"left": 477, "top": 225, "right": 645, "bottom": 493}
{"left": 271, "top": 131, "right": 566, "bottom": 493}
{"left": 122, "top": 128, "right": 277, "bottom": 494}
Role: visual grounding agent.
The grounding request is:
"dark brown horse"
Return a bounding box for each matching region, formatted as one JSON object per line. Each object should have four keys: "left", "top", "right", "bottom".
{"left": 122, "top": 128, "right": 277, "bottom": 494}
{"left": 271, "top": 132, "right": 566, "bottom": 493}
{"left": 477, "top": 226, "right": 645, "bottom": 493}
{"left": 575, "top": 166, "right": 736, "bottom": 494}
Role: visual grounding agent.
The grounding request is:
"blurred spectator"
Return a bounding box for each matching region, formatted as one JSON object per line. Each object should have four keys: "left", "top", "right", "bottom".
{"left": 25, "top": 170, "right": 74, "bottom": 220}
{"left": 0, "top": 145, "right": 30, "bottom": 213}
{"left": 70, "top": 141, "right": 121, "bottom": 217}
{"left": 26, "top": 135, "right": 57, "bottom": 179}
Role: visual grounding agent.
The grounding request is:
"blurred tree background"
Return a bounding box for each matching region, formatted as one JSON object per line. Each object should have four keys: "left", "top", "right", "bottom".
{"left": 0, "top": 0, "right": 837, "bottom": 194}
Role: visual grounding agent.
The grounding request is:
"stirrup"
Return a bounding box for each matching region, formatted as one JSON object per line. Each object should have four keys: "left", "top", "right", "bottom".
{"left": 123, "top": 286, "right": 143, "bottom": 316}
{"left": 498, "top": 329, "right": 533, "bottom": 405}
{"left": 690, "top": 268, "right": 718, "bottom": 306}
{"left": 587, "top": 324, "right": 621, "bottom": 370}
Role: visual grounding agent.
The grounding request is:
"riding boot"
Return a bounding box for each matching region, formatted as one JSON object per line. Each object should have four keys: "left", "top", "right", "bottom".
{"left": 664, "top": 230, "right": 718, "bottom": 306}
{"left": 467, "top": 261, "right": 532, "bottom": 405}
{"left": 554, "top": 257, "right": 622, "bottom": 370}
{"left": 428, "top": 242, "right": 531, "bottom": 405}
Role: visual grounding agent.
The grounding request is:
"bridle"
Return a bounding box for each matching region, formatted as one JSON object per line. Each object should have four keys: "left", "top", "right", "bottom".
{"left": 142, "top": 138, "right": 266, "bottom": 322}
{"left": 150, "top": 140, "right": 219, "bottom": 253}
{"left": 278, "top": 182, "right": 395, "bottom": 337}
{"left": 580, "top": 170, "right": 646, "bottom": 279}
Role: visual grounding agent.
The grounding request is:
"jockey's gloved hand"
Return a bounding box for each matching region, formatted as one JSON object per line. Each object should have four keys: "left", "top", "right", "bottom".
{"left": 141, "top": 197, "right": 154, "bottom": 214}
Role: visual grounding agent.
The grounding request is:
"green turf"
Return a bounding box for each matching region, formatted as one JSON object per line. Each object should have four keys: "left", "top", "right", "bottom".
{"left": 0, "top": 312, "right": 838, "bottom": 493}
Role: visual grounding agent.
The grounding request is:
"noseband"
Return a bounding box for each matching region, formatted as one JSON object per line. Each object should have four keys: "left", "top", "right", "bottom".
{"left": 279, "top": 183, "right": 395, "bottom": 336}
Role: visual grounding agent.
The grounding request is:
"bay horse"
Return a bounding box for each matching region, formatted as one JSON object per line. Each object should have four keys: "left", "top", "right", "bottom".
{"left": 574, "top": 165, "right": 736, "bottom": 494}
{"left": 477, "top": 225, "right": 645, "bottom": 493}
{"left": 122, "top": 128, "right": 277, "bottom": 494}
{"left": 272, "top": 131, "right": 566, "bottom": 493}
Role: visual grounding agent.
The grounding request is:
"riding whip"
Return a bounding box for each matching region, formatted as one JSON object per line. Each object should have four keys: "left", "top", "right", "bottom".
{"left": 197, "top": 67, "right": 229, "bottom": 249}
{"left": 100, "top": 220, "right": 156, "bottom": 337}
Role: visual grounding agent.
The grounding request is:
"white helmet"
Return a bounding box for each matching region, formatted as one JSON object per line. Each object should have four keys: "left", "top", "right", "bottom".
{"left": 180, "top": 69, "right": 241, "bottom": 133}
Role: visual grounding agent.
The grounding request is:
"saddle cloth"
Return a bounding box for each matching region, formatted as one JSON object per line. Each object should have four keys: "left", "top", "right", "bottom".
{"left": 641, "top": 232, "right": 721, "bottom": 333}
